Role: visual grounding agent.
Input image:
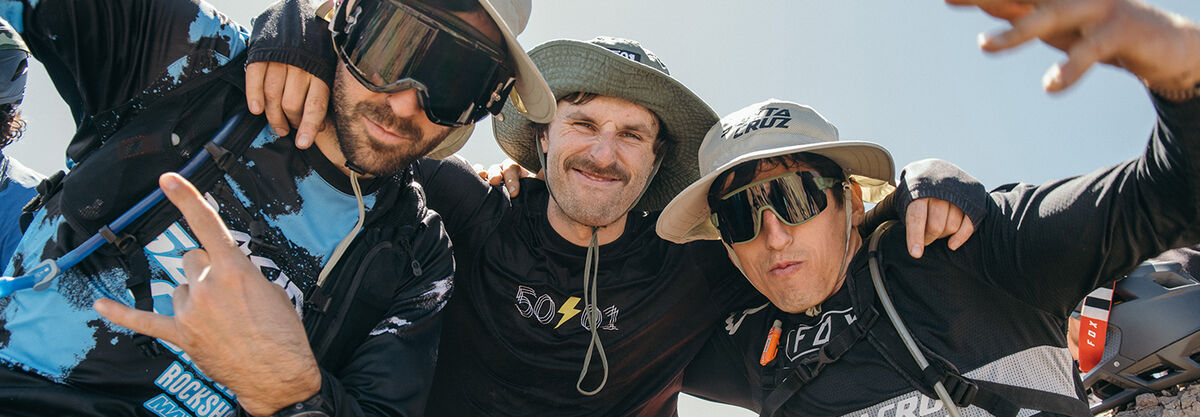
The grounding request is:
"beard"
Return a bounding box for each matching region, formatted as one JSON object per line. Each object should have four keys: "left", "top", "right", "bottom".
{"left": 330, "top": 74, "right": 451, "bottom": 177}
{"left": 545, "top": 151, "right": 647, "bottom": 228}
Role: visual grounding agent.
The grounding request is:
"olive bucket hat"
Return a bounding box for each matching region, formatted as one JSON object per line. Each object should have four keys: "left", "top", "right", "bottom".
{"left": 492, "top": 36, "right": 718, "bottom": 211}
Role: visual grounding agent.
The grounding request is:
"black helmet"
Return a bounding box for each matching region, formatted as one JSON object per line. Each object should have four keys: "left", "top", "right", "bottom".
{"left": 1083, "top": 261, "right": 1200, "bottom": 414}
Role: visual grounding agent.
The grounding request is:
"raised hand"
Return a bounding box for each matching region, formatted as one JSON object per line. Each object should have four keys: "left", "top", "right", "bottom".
{"left": 94, "top": 173, "right": 320, "bottom": 416}
{"left": 948, "top": 0, "right": 1200, "bottom": 93}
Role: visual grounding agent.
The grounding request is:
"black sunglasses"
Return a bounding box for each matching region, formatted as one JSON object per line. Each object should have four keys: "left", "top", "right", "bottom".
{"left": 709, "top": 171, "right": 843, "bottom": 244}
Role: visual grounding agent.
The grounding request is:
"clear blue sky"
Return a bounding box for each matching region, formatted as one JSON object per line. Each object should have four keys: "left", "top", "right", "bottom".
{"left": 7, "top": 1, "right": 1199, "bottom": 415}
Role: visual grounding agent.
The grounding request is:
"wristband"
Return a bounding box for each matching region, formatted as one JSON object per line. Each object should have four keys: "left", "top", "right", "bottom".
{"left": 271, "top": 394, "right": 330, "bottom": 417}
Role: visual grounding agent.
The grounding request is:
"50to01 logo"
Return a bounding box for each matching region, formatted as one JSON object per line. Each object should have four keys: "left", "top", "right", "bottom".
{"left": 515, "top": 285, "right": 619, "bottom": 330}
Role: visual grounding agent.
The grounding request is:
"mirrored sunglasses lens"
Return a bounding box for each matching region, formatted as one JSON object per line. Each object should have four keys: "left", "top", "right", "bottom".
{"left": 713, "top": 193, "right": 758, "bottom": 243}
{"left": 715, "top": 172, "right": 831, "bottom": 244}
{"left": 768, "top": 173, "right": 827, "bottom": 225}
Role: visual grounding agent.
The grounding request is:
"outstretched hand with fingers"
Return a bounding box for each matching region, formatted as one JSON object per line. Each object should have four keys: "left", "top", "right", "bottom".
{"left": 93, "top": 173, "right": 320, "bottom": 417}
{"left": 947, "top": 0, "right": 1200, "bottom": 93}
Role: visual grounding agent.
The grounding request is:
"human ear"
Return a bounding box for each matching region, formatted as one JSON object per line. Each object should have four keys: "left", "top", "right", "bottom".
{"left": 848, "top": 183, "right": 866, "bottom": 226}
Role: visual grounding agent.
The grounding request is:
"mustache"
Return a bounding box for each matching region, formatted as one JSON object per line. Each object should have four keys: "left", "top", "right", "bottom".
{"left": 356, "top": 101, "right": 423, "bottom": 140}
{"left": 563, "top": 154, "right": 630, "bottom": 183}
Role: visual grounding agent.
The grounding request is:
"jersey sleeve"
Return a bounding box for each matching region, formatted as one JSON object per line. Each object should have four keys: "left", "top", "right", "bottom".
{"left": 964, "top": 93, "right": 1200, "bottom": 317}
{"left": 247, "top": 0, "right": 335, "bottom": 87}
{"left": 891, "top": 158, "right": 990, "bottom": 228}
{"left": 4, "top": 0, "right": 248, "bottom": 126}
{"left": 411, "top": 156, "right": 510, "bottom": 242}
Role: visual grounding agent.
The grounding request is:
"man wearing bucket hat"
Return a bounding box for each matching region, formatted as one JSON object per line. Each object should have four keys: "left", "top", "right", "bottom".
{"left": 663, "top": 1, "right": 1200, "bottom": 415}
{"left": 404, "top": 37, "right": 983, "bottom": 415}
{"left": 0, "top": 0, "right": 552, "bottom": 415}
{"left": 244, "top": 10, "right": 990, "bottom": 410}
{"left": 0, "top": 19, "right": 40, "bottom": 264}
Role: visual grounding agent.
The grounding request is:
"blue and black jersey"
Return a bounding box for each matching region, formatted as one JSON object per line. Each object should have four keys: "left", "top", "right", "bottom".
{"left": 0, "top": 0, "right": 453, "bottom": 416}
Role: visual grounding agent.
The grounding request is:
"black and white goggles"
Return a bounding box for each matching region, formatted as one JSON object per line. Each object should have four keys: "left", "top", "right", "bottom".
{"left": 332, "top": 0, "right": 516, "bottom": 127}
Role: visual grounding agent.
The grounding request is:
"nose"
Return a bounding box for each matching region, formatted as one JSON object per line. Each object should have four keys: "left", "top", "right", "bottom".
{"left": 385, "top": 88, "right": 425, "bottom": 119}
{"left": 586, "top": 124, "right": 620, "bottom": 165}
{"left": 760, "top": 209, "right": 793, "bottom": 251}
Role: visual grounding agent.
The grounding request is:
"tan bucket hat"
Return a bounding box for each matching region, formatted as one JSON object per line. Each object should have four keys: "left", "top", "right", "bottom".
{"left": 657, "top": 99, "right": 896, "bottom": 243}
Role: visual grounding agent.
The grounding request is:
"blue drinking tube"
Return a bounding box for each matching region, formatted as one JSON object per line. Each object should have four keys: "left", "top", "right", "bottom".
{"left": 0, "top": 112, "right": 246, "bottom": 297}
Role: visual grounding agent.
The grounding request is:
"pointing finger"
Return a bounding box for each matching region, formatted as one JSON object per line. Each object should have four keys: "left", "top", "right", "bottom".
{"left": 159, "top": 173, "right": 241, "bottom": 260}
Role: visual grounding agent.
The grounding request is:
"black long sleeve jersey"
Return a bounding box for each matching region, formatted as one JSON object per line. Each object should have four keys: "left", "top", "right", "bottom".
{"left": 0, "top": 1, "right": 453, "bottom": 416}
{"left": 682, "top": 94, "right": 1200, "bottom": 417}
{"left": 411, "top": 157, "right": 762, "bottom": 416}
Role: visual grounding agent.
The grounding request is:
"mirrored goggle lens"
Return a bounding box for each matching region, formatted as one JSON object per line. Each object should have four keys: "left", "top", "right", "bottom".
{"left": 335, "top": 0, "right": 515, "bottom": 126}
{"left": 711, "top": 171, "right": 834, "bottom": 244}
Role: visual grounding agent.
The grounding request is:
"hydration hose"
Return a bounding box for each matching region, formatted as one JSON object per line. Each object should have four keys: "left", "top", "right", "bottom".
{"left": 0, "top": 112, "right": 247, "bottom": 297}
{"left": 867, "top": 220, "right": 964, "bottom": 417}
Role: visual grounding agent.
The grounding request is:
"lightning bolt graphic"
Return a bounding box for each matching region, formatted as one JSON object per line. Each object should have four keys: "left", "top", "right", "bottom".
{"left": 556, "top": 296, "right": 582, "bottom": 329}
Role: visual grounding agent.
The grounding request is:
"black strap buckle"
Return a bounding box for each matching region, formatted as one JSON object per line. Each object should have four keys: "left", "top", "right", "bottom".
{"left": 99, "top": 225, "right": 140, "bottom": 257}
{"left": 922, "top": 362, "right": 978, "bottom": 407}
{"left": 204, "top": 141, "right": 236, "bottom": 172}
{"left": 942, "top": 373, "right": 979, "bottom": 407}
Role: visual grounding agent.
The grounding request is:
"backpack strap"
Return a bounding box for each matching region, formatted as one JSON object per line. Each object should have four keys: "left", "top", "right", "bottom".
{"left": 866, "top": 221, "right": 1090, "bottom": 417}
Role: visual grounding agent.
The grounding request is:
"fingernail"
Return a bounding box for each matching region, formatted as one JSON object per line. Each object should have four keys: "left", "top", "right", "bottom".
{"left": 977, "top": 32, "right": 990, "bottom": 48}
{"left": 297, "top": 132, "right": 313, "bottom": 147}
{"left": 160, "top": 174, "right": 179, "bottom": 191}
{"left": 1043, "top": 65, "right": 1063, "bottom": 91}
{"left": 910, "top": 244, "right": 923, "bottom": 258}
{"left": 249, "top": 100, "right": 262, "bottom": 114}
{"left": 274, "top": 127, "right": 289, "bottom": 137}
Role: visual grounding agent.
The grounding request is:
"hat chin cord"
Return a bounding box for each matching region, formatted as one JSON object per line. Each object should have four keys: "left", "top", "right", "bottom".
{"left": 535, "top": 141, "right": 664, "bottom": 396}
{"left": 317, "top": 171, "right": 366, "bottom": 289}
{"left": 720, "top": 183, "right": 854, "bottom": 319}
